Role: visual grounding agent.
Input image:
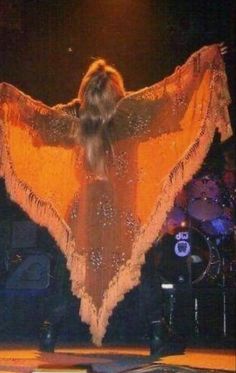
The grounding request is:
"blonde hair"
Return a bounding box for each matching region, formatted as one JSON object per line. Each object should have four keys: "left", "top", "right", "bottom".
{"left": 78, "top": 59, "right": 125, "bottom": 177}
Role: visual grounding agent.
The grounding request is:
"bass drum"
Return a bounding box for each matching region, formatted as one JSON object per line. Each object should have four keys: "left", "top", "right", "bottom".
{"left": 154, "top": 227, "right": 221, "bottom": 285}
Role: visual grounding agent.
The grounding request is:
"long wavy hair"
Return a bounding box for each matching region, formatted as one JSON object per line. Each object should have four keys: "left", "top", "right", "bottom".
{"left": 78, "top": 59, "right": 125, "bottom": 178}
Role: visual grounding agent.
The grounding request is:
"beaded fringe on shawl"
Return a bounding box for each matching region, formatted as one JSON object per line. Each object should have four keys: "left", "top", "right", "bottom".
{"left": 0, "top": 51, "right": 232, "bottom": 346}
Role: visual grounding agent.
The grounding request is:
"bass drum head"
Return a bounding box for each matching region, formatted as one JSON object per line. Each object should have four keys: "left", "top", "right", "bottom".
{"left": 154, "top": 227, "right": 220, "bottom": 285}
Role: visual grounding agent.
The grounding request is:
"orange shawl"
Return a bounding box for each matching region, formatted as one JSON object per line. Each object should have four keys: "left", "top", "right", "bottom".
{"left": 0, "top": 45, "right": 232, "bottom": 345}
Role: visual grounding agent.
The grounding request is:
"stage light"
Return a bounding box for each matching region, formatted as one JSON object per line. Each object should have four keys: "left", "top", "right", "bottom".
{"left": 161, "top": 283, "right": 174, "bottom": 290}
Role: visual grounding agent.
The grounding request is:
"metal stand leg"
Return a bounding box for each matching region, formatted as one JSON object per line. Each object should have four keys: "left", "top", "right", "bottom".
{"left": 194, "top": 296, "right": 199, "bottom": 336}
{"left": 222, "top": 258, "right": 227, "bottom": 338}
{"left": 169, "top": 292, "right": 175, "bottom": 329}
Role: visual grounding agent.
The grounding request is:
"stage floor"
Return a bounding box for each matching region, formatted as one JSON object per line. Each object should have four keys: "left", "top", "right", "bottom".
{"left": 0, "top": 345, "right": 235, "bottom": 373}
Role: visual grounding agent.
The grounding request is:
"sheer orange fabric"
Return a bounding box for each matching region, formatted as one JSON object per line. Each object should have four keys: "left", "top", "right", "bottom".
{"left": 0, "top": 45, "right": 232, "bottom": 344}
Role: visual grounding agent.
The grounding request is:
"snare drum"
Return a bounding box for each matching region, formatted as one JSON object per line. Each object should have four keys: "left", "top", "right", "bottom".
{"left": 154, "top": 227, "right": 221, "bottom": 285}
{"left": 187, "top": 175, "right": 223, "bottom": 221}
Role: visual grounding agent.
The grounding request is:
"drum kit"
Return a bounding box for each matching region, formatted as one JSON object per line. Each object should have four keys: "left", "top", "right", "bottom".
{"left": 157, "top": 172, "right": 236, "bottom": 287}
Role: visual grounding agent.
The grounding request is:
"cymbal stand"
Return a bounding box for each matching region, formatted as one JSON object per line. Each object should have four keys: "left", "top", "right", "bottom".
{"left": 221, "top": 257, "right": 227, "bottom": 338}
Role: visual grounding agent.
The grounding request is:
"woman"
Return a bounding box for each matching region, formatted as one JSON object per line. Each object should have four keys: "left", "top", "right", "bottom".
{"left": 40, "top": 59, "right": 127, "bottom": 351}
{"left": 0, "top": 44, "right": 232, "bottom": 348}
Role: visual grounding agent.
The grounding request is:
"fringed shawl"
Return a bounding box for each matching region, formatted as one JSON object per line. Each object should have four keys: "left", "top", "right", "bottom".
{"left": 0, "top": 44, "right": 232, "bottom": 345}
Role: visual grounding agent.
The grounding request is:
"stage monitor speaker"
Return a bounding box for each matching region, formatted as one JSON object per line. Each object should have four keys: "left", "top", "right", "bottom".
{"left": 6, "top": 253, "right": 50, "bottom": 290}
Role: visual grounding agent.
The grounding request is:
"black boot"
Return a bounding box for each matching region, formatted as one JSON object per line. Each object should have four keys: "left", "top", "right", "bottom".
{"left": 150, "top": 319, "right": 186, "bottom": 357}
{"left": 39, "top": 321, "right": 57, "bottom": 353}
{"left": 150, "top": 319, "right": 169, "bottom": 356}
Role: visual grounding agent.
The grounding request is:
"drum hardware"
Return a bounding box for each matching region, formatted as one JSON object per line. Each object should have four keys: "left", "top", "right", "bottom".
{"left": 194, "top": 297, "right": 200, "bottom": 336}
{"left": 186, "top": 175, "right": 224, "bottom": 222}
{"left": 161, "top": 283, "right": 175, "bottom": 329}
{"left": 223, "top": 288, "right": 227, "bottom": 338}
{"left": 163, "top": 175, "right": 234, "bottom": 339}
{"left": 167, "top": 292, "right": 175, "bottom": 329}
{"left": 155, "top": 227, "right": 221, "bottom": 286}
{"left": 192, "top": 245, "right": 221, "bottom": 285}
{"left": 220, "top": 257, "right": 230, "bottom": 338}
{"left": 219, "top": 257, "right": 236, "bottom": 288}
{"left": 160, "top": 280, "right": 193, "bottom": 343}
{"left": 229, "top": 259, "right": 236, "bottom": 273}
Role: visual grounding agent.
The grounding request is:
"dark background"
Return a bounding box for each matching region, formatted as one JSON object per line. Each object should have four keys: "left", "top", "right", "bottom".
{"left": 0, "top": 0, "right": 235, "bottom": 345}
{"left": 0, "top": 0, "right": 235, "bottom": 110}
